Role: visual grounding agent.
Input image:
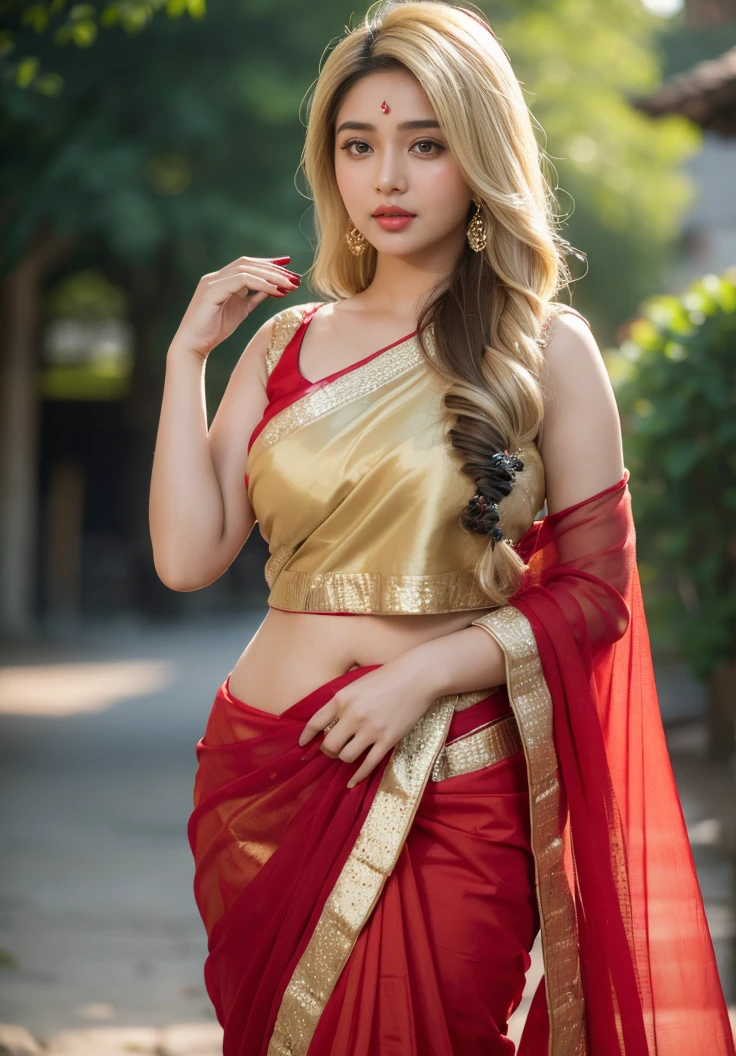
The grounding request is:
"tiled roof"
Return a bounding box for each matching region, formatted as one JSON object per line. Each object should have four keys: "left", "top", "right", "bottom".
{"left": 631, "top": 46, "right": 736, "bottom": 135}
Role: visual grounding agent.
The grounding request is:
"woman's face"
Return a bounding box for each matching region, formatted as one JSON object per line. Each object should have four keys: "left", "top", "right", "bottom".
{"left": 333, "top": 67, "right": 473, "bottom": 261}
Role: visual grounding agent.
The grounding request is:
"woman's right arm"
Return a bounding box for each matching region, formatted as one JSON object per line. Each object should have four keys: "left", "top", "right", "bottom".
{"left": 149, "top": 255, "right": 300, "bottom": 590}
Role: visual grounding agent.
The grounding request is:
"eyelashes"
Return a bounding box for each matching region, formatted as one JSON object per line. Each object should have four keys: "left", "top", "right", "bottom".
{"left": 338, "top": 138, "right": 446, "bottom": 157}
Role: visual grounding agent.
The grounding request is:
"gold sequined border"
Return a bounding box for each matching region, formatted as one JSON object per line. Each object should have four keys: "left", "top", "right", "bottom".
{"left": 470, "top": 606, "right": 587, "bottom": 1056}
{"left": 452, "top": 685, "right": 499, "bottom": 712}
{"left": 431, "top": 712, "right": 522, "bottom": 781}
{"left": 266, "top": 567, "right": 492, "bottom": 613}
{"left": 267, "top": 683, "right": 486, "bottom": 1056}
{"left": 264, "top": 545, "right": 297, "bottom": 588}
{"left": 536, "top": 304, "right": 593, "bottom": 348}
{"left": 251, "top": 333, "right": 428, "bottom": 463}
{"left": 265, "top": 302, "right": 323, "bottom": 378}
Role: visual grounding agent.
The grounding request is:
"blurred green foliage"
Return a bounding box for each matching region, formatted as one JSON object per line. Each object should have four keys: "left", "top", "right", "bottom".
{"left": 0, "top": 0, "right": 205, "bottom": 95}
{"left": 502, "top": 1, "right": 701, "bottom": 324}
{"left": 0, "top": 0, "right": 703, "bottom": 402}
{"left": 610, "top": 268, "right": 736, "bottom": 680}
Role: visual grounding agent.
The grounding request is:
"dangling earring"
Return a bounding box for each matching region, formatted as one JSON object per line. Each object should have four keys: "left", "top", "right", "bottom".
{"left": 466, "top": 197, "right": 487, "bottom": 252}
{"left": 346, "top": 218, "right": 368, "bottom": 256}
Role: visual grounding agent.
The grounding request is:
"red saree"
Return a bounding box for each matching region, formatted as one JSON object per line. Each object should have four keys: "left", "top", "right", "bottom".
{"left": 188, "top": 471, "right": 734, "bottom": 1055}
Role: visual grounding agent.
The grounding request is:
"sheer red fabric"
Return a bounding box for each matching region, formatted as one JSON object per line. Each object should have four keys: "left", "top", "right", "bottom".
{"left": 188, "top": 672, "right": 535, "bottom": 1054}
{"left": 509, "top": 470, "right": 734, "bottom": 1055}
{"left": 188, "top": 470, "right": 734, "bottom": 1055}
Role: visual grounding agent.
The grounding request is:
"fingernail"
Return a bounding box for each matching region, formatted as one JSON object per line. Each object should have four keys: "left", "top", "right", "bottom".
{"left": 271, "top": 256, "right": 291, "bottom": 262}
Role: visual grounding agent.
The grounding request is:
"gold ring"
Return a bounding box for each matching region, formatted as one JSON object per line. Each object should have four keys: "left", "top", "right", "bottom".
{"left": 324, "top": 718, "right": 338, "bottom": 732}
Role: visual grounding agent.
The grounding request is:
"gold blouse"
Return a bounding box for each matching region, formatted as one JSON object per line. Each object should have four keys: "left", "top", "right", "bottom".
{"left": 245, "top": 301, "right": 552, "bottom": 614}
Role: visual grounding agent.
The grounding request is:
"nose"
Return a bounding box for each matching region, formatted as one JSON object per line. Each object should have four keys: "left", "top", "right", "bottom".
{"left": 374, "top": 145, "right": 408, "bottom": 196}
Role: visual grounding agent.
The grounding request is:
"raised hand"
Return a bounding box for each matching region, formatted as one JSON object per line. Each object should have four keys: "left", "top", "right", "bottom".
{"left": 170, "top": 255, "right": 301, "bottom": 360}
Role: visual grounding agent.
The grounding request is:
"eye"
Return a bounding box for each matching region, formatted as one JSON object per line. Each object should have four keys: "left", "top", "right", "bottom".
{"left": 338, "top": 138, "right": 446, "bottom": 157}
{"left": 339, "top": 138, "right": 372, "bottom": 156}
{"left": 412, "top": 139, "right": 445, "bottom": 156}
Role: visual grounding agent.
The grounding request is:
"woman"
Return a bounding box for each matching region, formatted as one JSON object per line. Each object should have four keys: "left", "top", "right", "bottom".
{"left": 149, "top": 2, "right": 734, "bottom": 1054}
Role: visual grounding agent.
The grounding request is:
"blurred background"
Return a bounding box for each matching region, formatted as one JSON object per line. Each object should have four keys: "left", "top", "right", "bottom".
{"left": 0, "top": 0, "right": 735, "bottom": 1051}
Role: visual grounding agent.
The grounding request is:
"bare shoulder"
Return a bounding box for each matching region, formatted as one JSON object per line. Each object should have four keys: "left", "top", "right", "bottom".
{"left": 218, "top": 300, "right": 320, "bottom": 420}
{"left": 537, "top": 304, "right": 592, "bottom": 346}
{"left": 208, "top": 306, "right": 292, "bottom": 471}
{"left": 537, "top": 306, "right": 625, "bottom": 512}
{"left": 540, "top": 307, "right": 611, "bottom": 393}
{"left": 540, "top": 305, "right": 597, "bottom": 356}
{"left": 234, "top": 308, "right": 283, "bottom": 388}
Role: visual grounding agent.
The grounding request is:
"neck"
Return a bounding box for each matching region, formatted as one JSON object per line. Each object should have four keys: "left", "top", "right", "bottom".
{"left": 363, "top": 228, "right": 465, "bottom": 318}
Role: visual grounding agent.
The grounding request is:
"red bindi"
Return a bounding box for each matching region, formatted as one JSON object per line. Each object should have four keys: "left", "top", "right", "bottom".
{"left": 380, "top": 100, "right": 390, "bottom": 114}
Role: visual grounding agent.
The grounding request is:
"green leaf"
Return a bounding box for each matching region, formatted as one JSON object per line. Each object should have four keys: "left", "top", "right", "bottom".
{"left": 15, "top": 56, "right": 39, "bottom": 87}
{"left": 71, "top": 20, "right": 97, "bottom": 46}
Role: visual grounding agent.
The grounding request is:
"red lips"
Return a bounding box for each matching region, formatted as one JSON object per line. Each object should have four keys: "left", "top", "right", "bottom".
{"left": 372, "top": 206, "right": 416, "bottom": 217}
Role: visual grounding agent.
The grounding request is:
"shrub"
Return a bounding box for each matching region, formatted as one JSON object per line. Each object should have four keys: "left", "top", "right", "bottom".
{"left": 610, "top": 267, "right": 736, "bottom": 682}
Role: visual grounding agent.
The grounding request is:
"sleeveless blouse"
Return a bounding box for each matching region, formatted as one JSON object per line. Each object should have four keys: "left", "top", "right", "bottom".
{"left": 244, "top": 300, "right": 583, "bottom": 615}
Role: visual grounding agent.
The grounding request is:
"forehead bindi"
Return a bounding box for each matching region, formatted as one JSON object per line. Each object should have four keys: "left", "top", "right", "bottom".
{"left": 335, "top": 72, "right": 439, "bottom": 134}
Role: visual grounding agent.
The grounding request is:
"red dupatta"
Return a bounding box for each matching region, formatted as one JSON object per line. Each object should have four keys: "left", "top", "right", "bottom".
{"left": 189, "top": 470, "right": 734, "bottom": 1055}
{"left": 473, "top": 469, "right": 734, "bottom": 1055}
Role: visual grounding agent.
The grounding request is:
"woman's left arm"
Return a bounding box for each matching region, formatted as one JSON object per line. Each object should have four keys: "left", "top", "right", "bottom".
{"left": 389, "top": 310, "right": 626, "bottom": 699}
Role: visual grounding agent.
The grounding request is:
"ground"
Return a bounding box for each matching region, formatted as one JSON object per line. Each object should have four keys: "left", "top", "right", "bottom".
{"left": 0, "top": 614, "right": 733, "bottom": 1053}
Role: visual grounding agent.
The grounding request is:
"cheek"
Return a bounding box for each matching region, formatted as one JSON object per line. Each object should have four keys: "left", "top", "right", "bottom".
{"left": 335, "top": 156, "right": 368, "bottom": 201}
{"left": 418, "top": 161, "right": 470, "bottom": 218}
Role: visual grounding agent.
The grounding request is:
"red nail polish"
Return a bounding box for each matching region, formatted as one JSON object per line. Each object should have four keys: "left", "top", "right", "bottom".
{"left": 270, "top": 256, "right": 291, "bottom": 262}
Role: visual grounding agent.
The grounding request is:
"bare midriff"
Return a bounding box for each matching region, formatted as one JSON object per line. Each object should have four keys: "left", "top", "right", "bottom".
{"left": 226, "top": 606, "right": 492, "bottom": 716}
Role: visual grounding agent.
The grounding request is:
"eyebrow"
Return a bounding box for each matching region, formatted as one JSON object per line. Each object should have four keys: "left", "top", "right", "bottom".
{"left": 335, "top": 118, "right": 441, "bottom": 135}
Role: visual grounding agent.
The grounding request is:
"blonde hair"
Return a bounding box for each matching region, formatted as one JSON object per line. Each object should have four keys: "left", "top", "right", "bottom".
{"left": 300, "top": 0, "right": 576, "bottom": 605}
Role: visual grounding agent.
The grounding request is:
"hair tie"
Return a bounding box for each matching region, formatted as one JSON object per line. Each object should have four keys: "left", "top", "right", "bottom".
{"left": 489, "top": 450, "right": 524, "bottom": 476}
{"left": 466, "top": 448, "right": 524, "bottom": 547}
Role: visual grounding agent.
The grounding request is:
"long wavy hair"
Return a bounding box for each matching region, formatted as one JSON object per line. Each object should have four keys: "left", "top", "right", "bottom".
{"left": 300, "top": 0, "right": 578, "bottom": 606}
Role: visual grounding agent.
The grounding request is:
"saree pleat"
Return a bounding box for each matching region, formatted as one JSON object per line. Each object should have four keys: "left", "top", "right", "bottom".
{"left": 189, "top": 667, "right": 537, "bottom": 1055}
{"left": 309, "top": 729, "right": 537, "bottom": 1055}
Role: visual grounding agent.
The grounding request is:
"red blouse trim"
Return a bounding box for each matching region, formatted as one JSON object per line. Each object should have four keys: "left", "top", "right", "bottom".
{"left": 245, "top": 303, "right": 418, "bottom": 475}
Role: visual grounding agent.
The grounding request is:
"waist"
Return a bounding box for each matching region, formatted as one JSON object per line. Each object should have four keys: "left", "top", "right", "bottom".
{"left": 228, "top": 605, "right": 494, "bottom": 717}
{"left": 263, "top": 604, "right": 492, "bottom": 658}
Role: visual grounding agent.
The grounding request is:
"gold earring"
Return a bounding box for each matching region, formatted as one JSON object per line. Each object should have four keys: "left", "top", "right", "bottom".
{"left": 346, "top": 218, "right": 368, "bottom": 256}
{"left": 466, "top": 197, "right": 487, "bottom": 252}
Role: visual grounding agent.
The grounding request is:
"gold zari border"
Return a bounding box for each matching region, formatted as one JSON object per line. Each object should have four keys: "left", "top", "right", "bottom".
{"left": 251, "top": 326, "right": 440, "bottom": 464}
{"left": 267, "top": 566, "right": 491, "bottom": 614}
{"left": 470, "top": 605, "right": 587, "bottom": 1056}
{"left": 265, "top": 302, "right": 322, "bottom": 377}
{"left": 452, "top": 685, "right": 498, "bottom": 712}
{"left": 431, "top": 712, "right": 522, "bottom": 781}
{"left": 267, "top": 682, "right": 493, "bottom": 1056}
